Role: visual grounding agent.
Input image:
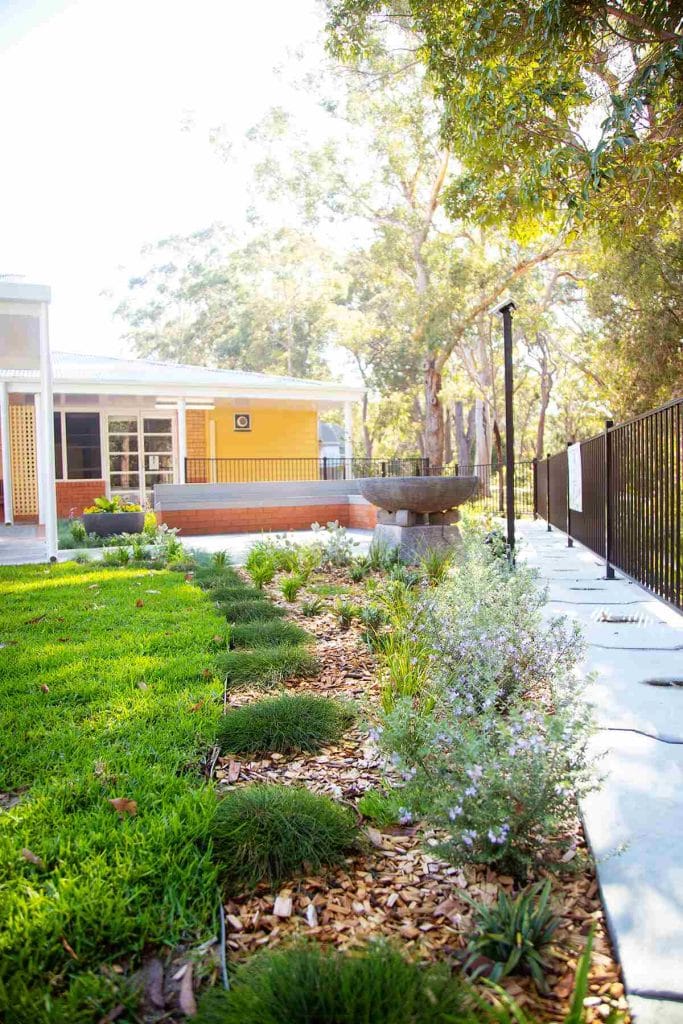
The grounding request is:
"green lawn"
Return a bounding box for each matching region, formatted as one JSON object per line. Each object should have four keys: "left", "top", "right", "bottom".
{"left": 0, "top": 561, "right": 228, "bottom": 1023}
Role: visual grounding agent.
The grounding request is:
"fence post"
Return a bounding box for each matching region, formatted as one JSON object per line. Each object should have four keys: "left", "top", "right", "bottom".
{"left": 566, "top": 443, "right": 573, "bottom": 548}
{"left": 532, "top": 457, "right": 538, "bottom": 519}
{"left": 322, "top": 457, "right": 328, "bottom": 481}
{"left": 381, "top": 461, "right": 387, "bottom": 478}
{"left": 545, "top": 453, "right": 551, "bottom": 531}
{"left": 604, "top": 419, "right": 615, "bottom": 579}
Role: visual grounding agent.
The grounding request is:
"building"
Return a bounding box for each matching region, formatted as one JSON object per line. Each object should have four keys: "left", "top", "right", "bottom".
{"left": 0, "top": 350, "right": 362, "bottom": 524}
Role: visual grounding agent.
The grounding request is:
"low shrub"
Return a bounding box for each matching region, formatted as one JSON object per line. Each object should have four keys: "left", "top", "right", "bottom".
{"left": 216, "top": 646, "right": 319, "bottom": 686}
{"left": 219, "top": 600, "right": 286, "bottom": 623}
{"left": 280, "top": 574, "right": 304, "bottom": 602}
{"left": 210, "top": 784, "right": 359, "bottom": 889}
{"left": 211, "top": 550, "right": 231, "bottom": 568}
{"left": 229, "top": 620, "right": 310, "bottom": 649}
{"left": 367, "top": 536, "right": 401, "bottom": 571}
{"left": 216, "top": 693, "right": 354, "bottom": 755}
{"left": 311, "top": 521, "right": 359, "bottom": 566}
{"left": 195, "top": 941, "right": 501, "bottom": 1024}
{"left": 464, "top": 880, "right": 560, "bottom": 993}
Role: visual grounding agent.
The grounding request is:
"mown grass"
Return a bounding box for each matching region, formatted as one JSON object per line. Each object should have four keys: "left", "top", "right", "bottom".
{"left": 210, "top": 784, "right": 359, "bottom": 890}
{"left": 217, "top": 693, "right": 355, "bottom": 755}
{"left": 0, "top": 561, "right": 227, "bottom": 1024}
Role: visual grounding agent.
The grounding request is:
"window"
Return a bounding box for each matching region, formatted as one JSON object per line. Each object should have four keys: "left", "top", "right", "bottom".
{"left": 52, "top": 411, "right": 102, "bottom": 480}
{"left": 107, "top": 414, "right": 175, "bottom": 501}
{"left": 53, "top": 413, "right": 63, "bottom": 480}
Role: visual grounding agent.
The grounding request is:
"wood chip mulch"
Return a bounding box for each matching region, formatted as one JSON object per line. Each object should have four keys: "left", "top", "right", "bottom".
{"left": 205, "top": 568, "right": 629, "bottom": 1023}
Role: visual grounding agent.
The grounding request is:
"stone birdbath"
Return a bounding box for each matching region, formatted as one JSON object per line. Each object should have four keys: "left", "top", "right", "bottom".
{"left": 358, "top": 475, "right": 478, "bottom": 560}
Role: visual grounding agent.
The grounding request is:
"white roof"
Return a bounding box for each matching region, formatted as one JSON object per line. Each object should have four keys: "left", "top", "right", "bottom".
{"left": 1, "top": 350, "right": 363, "bottom": 404}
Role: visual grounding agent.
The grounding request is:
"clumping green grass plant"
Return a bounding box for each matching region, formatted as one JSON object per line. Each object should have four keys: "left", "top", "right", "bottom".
{"left": 246, "top": 558, "right": 276, "bottom": 590}
{"left": 195, "top": 941, "right": 504, "bottom": 1024}
{"left": 216, "top": 646, "right": 319, "bottom": 687}
{"left": 229, "top": 619, "right": 310, "bottom": 649}
{"left": 280, "top": 573, "right": 304, "bottom": 602}
{"left": 333, "top": 597, "right": 361, "bottom": 630}
{"left": 210, "top": 584, "right": 265, "bottom": 602}
{"left": 0, "top": 562, "right": 227, "bottom": 1022}
{"left": 419, "top": 546, "right": 453, "bottom": 584}
{"left": 463, "top": 881, "right": 561, "bottom": 993}
{"left": 216, "top": 694, "right": 354, "bottom": 755}
{"left": 218, "top": 599, "right": 287, "bottom": 623}
{"left": 301, "top": 597, "right": 325, "bottom": 617}
{"left": 357, "top": 786, "right": 410, "bottom": 827}
{"left": 367, "top": 536, "right": 402, "bottom": 571}
{"left": 210, "top": 784, "right": 359, "bottom": 889}
{"left": 309, "top": 581, "right": 351, "bottom": 597}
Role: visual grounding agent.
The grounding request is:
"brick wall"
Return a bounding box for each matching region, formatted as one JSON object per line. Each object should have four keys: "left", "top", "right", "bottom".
{"left": 348, "top": 502, "right": 378, "bottom": 529}
{"left": 186, "top": 410, "right": 207, "bottom": 460}
{"left": 159, "top": 502, "right": 356, "bottom": 536}
{"left": 56, "top": 480, "right": 107, "bottom": 518}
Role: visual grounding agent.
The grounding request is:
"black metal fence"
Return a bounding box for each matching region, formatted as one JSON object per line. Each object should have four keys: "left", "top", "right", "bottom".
{"left": 535, "top": 397, "right": 682, "bottom": 610}
{"left": 184, "top": 456, "right": 536, "bottom": 517}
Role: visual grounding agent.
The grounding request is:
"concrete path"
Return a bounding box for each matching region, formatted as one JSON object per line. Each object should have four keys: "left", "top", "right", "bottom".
{"left": 0, "top": 524, "right": 49, "bottom": 565}
{"left": 517, "top": 520, "right": 683, "bottom": 1023}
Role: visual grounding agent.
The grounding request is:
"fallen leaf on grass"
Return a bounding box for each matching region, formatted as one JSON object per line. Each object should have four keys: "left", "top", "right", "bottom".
{"left": 212, "top": 635, "right": 224, "bottom": 645}
{"left": 137, "top": 681, "right": 149, "bottom": 691}
{"left": 108, "top": 797, "right": 137, "bottom": 818}
{"left": 135, "top": 599, "right": 144, "bottom": 608}
{"left": 60, "top": 935, "right": 79, "bottom": 960}
{"left": 26, "top": 615, "right": 46, "bottom": 625}
{"left": 202, "top": 668, "right": 212, "bottom": 678}
{"left": 21, "top": 848, "right": 45, "bottom": 869}
{"left": 189, "top": 700, "right": 205, "bottom": 713}
{"left": 40, "top": 684, "right": 49, "bottom": 693}
{"left": 144, "top": 958, "right": 165, "bottom": 1010}
{"left": 179, "top": 962, "right": 197, "bottom": 1016}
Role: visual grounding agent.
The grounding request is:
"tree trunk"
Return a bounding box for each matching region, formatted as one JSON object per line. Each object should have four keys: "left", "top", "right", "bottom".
{"left": 443, "top": 407, "right": 453, "bottom": 465}
{"left": 423, "top": 358, "right": 444, "bottom": 466}
{"left": 473, "top": 398, "right": 492, "bottom": 494}
{"left": 453, "top": 400, "right": 472, "bottom": 468}
{"left": 535, "top": 343, "right": 552, "bottom": 460}
{"left": 360, "top": 393, "right": 373, "bottom": 459}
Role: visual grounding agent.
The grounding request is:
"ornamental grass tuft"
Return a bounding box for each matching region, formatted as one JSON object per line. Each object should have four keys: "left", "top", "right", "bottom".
{"left": 210, "top": 784, "right": 359, "bottom": 890}
{"left": 216, "top": 647, "right": 319, "bottom": 687}
{"left": 218, "top": 599, "right": 286, "bottom": 623}
{"left": 217, "top": 693, "right": 354, "bottom": 755}
{"left": 229, "top": 619, "right": 310, "bottom": 649}
{"left": 194, "top": 942, "right": 501, "bottom": 1024}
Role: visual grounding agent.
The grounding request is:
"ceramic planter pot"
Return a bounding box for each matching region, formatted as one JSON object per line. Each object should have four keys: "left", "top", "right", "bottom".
{"left": 82, "top": 511, "right": 145, "bottom": 537}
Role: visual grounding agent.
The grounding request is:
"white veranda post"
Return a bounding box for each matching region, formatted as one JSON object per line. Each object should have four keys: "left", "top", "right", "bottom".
{"left": 177, "top": 398, "right": 187, "bottom": 485}
{"left": 0, "top": 381, "right": 13, "bottom": 524}
{"left": 0, "top": 282, "right": 57, "bottom": 556}
{"left": 344, "top": 401, "right": 354, "bottom": 478}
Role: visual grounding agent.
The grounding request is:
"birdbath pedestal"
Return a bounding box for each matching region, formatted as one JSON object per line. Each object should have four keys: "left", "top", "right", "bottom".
{"left": 357, "top": 475, "right": 478, "bottom": 561}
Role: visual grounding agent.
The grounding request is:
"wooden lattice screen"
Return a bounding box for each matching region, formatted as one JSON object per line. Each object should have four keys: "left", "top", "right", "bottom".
{"left": 9, "top": 404, "right": 38, "bottom": 516}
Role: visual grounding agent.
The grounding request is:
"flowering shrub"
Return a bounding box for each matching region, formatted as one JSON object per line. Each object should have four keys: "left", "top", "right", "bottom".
{"left": 83, "top": 495, "right": 142, "bottom": 513}
{"left": 373, "top": 529, "right": 597, "bottom": 876}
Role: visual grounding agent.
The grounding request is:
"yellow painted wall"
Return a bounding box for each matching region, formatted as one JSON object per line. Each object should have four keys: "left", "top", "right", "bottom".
{"left": 210, "top": 406, "right": 319, "bottom": 463}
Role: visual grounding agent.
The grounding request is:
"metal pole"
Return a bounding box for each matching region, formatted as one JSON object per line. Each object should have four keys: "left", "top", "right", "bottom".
{"left": 532, "top": 457, "right": 538, "bottom": 519}
{"left": 545, "top": 452, "right": 551, "bottom": 530}
{"left": 566, "top": 442, "right": 573, "bottom": 548}
{"left": 604, "top": 419, "right": 615, "bottom": 579}
{"left": 494, "top": 301, "right": 516, "bottom": 560}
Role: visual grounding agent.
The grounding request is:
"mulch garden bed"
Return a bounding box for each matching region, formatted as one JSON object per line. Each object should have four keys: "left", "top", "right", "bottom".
{"left": 205, "top": 566, "right": 629, "bottom": 1024}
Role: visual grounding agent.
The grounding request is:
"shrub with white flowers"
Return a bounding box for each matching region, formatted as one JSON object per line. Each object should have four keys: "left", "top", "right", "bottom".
{"left": 374, "top": 526, "right": 597, "bottom": 877}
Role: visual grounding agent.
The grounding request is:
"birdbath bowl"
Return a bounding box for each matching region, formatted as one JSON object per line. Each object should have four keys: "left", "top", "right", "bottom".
{"left": 358, "top": 475, "right": 478, "bottom": 561}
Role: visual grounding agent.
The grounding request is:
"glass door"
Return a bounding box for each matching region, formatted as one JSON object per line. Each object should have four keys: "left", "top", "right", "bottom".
{"left": 107, "top": 414, "right": 175, "bottom": 506}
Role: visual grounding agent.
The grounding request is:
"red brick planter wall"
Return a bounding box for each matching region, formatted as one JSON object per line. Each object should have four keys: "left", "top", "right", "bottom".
{"left": 158, "top": 503, "right": 363, "bottom": 536}
{"left": 348, "top": 502, "right": 378, "bottom": 529}
{"left": 56, "top": 480, "right": 107, "bottom": 519}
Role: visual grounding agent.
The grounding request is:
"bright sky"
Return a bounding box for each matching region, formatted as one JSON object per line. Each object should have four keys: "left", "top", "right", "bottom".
{"left": 0, "top": 0, "right": 324, "bottom": 357}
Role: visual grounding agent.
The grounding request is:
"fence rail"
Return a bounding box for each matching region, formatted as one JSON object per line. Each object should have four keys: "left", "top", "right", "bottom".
{"left": 535, "top": 397, "right": 682, "bottom": 610}
{"left": 184, "top": 456, "right": 536, "bottom": 517}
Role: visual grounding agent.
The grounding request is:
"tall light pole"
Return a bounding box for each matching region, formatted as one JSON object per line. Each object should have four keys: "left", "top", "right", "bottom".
{"left": 492, "top": 299, "right": 516, "bottom": 561}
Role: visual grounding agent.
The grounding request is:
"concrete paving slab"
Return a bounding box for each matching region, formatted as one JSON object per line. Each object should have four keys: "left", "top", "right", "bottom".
{"left": 582, "top": 731, "right": 683, "bottom": 1000}
{"left": 516, "top": 521, "right": 683, "bottom": 1015}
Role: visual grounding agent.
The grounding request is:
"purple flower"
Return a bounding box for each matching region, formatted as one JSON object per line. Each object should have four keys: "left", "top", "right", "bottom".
{"left": 398, "top": 808, "right": 413, "bottom": 825}
{"left": 448, "top": 805, "right": 463, "bottom": 821}
{"left": 461, "top": 829, "right": 477, "bottom": 847}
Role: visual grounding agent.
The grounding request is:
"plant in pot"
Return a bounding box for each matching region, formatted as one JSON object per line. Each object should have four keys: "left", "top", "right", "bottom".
{"left": 81, "top": 496, "right": 145, "bottom": 538}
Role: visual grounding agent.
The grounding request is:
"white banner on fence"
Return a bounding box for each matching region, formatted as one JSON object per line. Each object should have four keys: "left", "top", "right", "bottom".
{"left": 567, "top": 443, "right": 583, "bottom": 512}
